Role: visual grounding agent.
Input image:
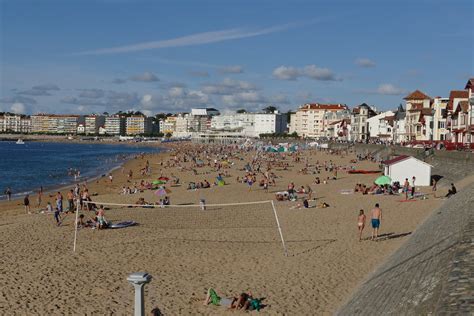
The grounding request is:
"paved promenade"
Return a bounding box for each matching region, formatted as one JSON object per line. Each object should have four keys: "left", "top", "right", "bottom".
{"left": 337, "top": 181, "right": 474, "bottom": 315}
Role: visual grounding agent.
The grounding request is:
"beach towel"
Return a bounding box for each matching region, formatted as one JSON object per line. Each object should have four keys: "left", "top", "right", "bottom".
{"left": 108, "top": 221, "right": 137, "bottom": 229}
{"left": 340, "top": 189, "right": 354, "bottom": 195}
{"left": 208, "top": 289, "right": 220, "bottom": 306}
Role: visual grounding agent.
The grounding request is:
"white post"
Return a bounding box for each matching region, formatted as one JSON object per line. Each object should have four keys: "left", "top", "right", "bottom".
{"left": 73, "top": 198, "right": 80, "bottom": 253}
{"left": 271, "top": 200, "right": 288, "bottom": 257}
{"left": 127, "top": 272, "right": 152, "bottom": 316}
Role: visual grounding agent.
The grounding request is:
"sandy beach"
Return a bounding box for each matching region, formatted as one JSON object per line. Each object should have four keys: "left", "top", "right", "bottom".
{"left": 0, "top": 142, "right": 456, "bottom": 315}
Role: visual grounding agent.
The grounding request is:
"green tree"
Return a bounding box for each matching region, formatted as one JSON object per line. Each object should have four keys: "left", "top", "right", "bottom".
{"left": 262, "top": 106, "right": 277, "bottom": 113}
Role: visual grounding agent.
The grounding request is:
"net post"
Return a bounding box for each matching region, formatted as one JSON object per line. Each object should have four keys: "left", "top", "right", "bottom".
{"left": 73, "top": 198, "right": 80, "bottom": 253}
{"left": 270, "top": 200, "right": 288, "bottom": 257}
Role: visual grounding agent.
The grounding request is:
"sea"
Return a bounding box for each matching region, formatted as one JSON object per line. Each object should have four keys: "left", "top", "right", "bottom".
{"left": 0, "top": 141, "right": 162, "bottom": 200}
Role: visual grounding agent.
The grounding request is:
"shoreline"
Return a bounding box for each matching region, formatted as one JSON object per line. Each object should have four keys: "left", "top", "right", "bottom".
{"left": 0, "top": 142, "right": 169, "bottom": 205}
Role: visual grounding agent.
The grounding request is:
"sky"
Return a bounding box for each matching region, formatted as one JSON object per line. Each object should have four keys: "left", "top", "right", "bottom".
{"left": 0, "top": 0, "right": 473, "bottom": 115}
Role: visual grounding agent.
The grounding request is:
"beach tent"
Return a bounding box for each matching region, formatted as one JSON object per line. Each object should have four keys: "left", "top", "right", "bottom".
{"left": 277, "top": 147, "right": 285, "bottom": 152}
{"left": 382, "top": 155, "right": 432, "bottom": 186}
{"left": 289, "top": 145, "right": 297, "bottom": 152}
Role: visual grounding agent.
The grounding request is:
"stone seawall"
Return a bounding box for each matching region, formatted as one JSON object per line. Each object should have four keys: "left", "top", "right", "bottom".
{"left": 337, "top": 181, "right": 474, "bottom": 315}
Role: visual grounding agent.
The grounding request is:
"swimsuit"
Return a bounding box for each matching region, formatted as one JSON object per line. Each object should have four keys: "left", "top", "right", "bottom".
{"left": 371, "top": 218, "right": 380, "bottom": 228}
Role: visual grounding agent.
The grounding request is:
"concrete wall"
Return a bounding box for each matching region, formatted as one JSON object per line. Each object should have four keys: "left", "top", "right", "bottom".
{"left": 337, "top": 181, "right": 474, "bottom": 315}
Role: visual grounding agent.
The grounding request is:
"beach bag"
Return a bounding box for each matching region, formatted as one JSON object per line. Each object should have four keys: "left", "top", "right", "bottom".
{"left": 249, "top": 298, "right": 262, "bottom": 311}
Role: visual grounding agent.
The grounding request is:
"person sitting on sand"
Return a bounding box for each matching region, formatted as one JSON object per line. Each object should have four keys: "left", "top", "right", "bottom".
{"left": 203, "top": 288, "right": 258, "bottom": 311}
{"left": 445, "top": 183, "right": 457, "bottom": 198}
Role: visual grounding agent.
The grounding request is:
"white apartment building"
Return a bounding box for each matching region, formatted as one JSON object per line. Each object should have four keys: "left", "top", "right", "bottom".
{"left": 103, "top": 115, "right": 125, "bottom": 135}
{"left": 31, "top": 114, "right": 78, "bottom": 134}
{"left": 350, "top": 103, "right": 377, "bottom": 142}
{"left": 404, "top": 90, "right": 433, "bottom": 141}
{"left": 125, "top": 115, "right": 153, "bottom": 135}
{"left": 0, "top": 114, "right": 31, "bottom": 133}
{"left": 367, "top": 111, "right": 395, "bottom": 141}
{"left": 393, "top": 105, "right": 407, "bottom": 143}
{"left": 289, "top": 103, "right": 348, "bottom": 138}
{"left": 432, "top": 97, "right": 449, "bottom": 141}
{"left": 211, "top": 112, "right": 287, "bottom": 137}
{"left": 161, "top": 116, "right": 177, "bottom": 135}
{"left": 84, "top": 115, "right": 105, "bottom": 135}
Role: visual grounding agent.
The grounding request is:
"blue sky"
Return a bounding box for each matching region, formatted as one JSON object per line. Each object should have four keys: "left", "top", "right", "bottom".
{"left": 0, "top": 0, "right": 472, "bottom": 115}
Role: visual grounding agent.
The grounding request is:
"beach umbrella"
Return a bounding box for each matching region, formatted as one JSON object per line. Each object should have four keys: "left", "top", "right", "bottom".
{"left": 374, "top": 175, "right": 392, "bottom": 186}
{"left": 158, "top": 176, "right": 170, "bottom": 181}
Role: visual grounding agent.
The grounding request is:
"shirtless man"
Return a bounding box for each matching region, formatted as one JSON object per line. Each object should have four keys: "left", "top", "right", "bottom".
{"left": 371, "top": 203, "right": 382, "bottom": 240}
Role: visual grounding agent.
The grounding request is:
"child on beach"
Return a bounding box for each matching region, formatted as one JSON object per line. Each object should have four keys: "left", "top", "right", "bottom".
{"left": 357, "top": 209, "right": 366, "bottom": 241}
{"left": 96, "top": 205, "right": 106, "bottom": 229}
{"left": 53, "top": 202, "right": 61, "bottom": 226}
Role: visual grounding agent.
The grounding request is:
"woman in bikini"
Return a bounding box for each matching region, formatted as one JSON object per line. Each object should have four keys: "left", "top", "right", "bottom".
{"left": 358, "top": 209, "right": 366, "bottom": 241}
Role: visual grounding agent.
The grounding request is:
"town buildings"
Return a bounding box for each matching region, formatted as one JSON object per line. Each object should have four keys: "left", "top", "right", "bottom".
{"left": 103, "top": 115, "right": 126, "bottom": 135}
{"left": 125, "top": 115, "right": 154, "bottom": 135}
{"left": 31, "top": 114, "right": 79, "bottom": 134}
{"left": 350, "top": 103, "right": 377, "bottom": 142}
{"left": 404, "top": 90, "right": 433, "bottom": 141}
{"left": 0, "top": 114, "right": 31, "bottom": 133}
{"left": 84, "top": 115, "right": 106, "bottom": 135}
{"left": 367, "top": 111, "right": 395, "bottom": 142}
{"left": 211, "top": 112, "right": 287, "bottom": 137}
{"left": 289, "top": 103, "right": 348, "bottom": 138}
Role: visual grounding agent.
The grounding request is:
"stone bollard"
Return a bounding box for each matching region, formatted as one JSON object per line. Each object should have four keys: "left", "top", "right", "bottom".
{"left": 127, "top": 272, "right": 152, "bottom": 316}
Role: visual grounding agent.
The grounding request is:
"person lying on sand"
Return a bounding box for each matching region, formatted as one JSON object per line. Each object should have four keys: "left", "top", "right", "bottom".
{"left": 203, "top": 288, "right": 261, "bottom": 311}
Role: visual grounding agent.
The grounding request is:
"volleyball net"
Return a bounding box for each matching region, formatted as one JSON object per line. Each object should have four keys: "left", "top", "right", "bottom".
{"left": 74, "top": 199, "right": 288, "bottom": 256}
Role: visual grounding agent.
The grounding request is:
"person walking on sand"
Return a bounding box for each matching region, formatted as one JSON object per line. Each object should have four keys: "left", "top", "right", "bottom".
{"left": 5, "top": 187, "right": 12, "bottom": 201}
{"left": 358, "top": 209, "right": 366, "bottom": 241}
{"left": 24, "top": 194, "right": 31, "bottom": 214}
{"left": 371, "top": 203, "right": 382, "bottom": 240}
{"left": 37, "top": 186, "right": 43, "bottom": 207}
{"left": 403, "top": 178, "right": 409, "bottom": 200}
{"left": 411, "top": 176, "right": 416, "bottom": 198}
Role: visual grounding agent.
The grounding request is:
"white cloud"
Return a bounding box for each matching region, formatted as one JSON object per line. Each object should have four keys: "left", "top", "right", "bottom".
{"left": 76, "top": 21, "right": 310, "bottom": 55}
{"left": 10, "top": 102, "right": 26, "bottom": 114}
{"left": 375, "top": 84, "right": 407, "bottom": 95}
{"left": 129, "top": 72, "right": 160, "bottom": 82}
{"left": 355, "top": 58, "right": 376, "bottom": 68}
{"left": 272, "top": 66, "right": 300, "bottom": 80}
{"left": 273, "top": 65, "right": 340, "bottom": 81}
{"left": 303, "top": 65, "right": 337, "bottom": 81}
{"left": 219, "top": 65, "right": 244, "bottom": 74}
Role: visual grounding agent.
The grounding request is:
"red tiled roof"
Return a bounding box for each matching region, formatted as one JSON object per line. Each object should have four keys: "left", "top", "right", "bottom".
{"left": 403, "top": 90, "right": 431, "bottom": 100}
{"left": 301, "top": 103, "right": 348, "bottom": 110}
{"left": 382, "top": 155, "right": 409, "bottom": 165}
{"left": 448, "top": 90, "right": 469, "bottom": 111}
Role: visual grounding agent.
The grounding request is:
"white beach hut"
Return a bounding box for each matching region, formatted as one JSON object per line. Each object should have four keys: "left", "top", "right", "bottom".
{"left": 382, "top": 155, "right": 432, "bottom": 186}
